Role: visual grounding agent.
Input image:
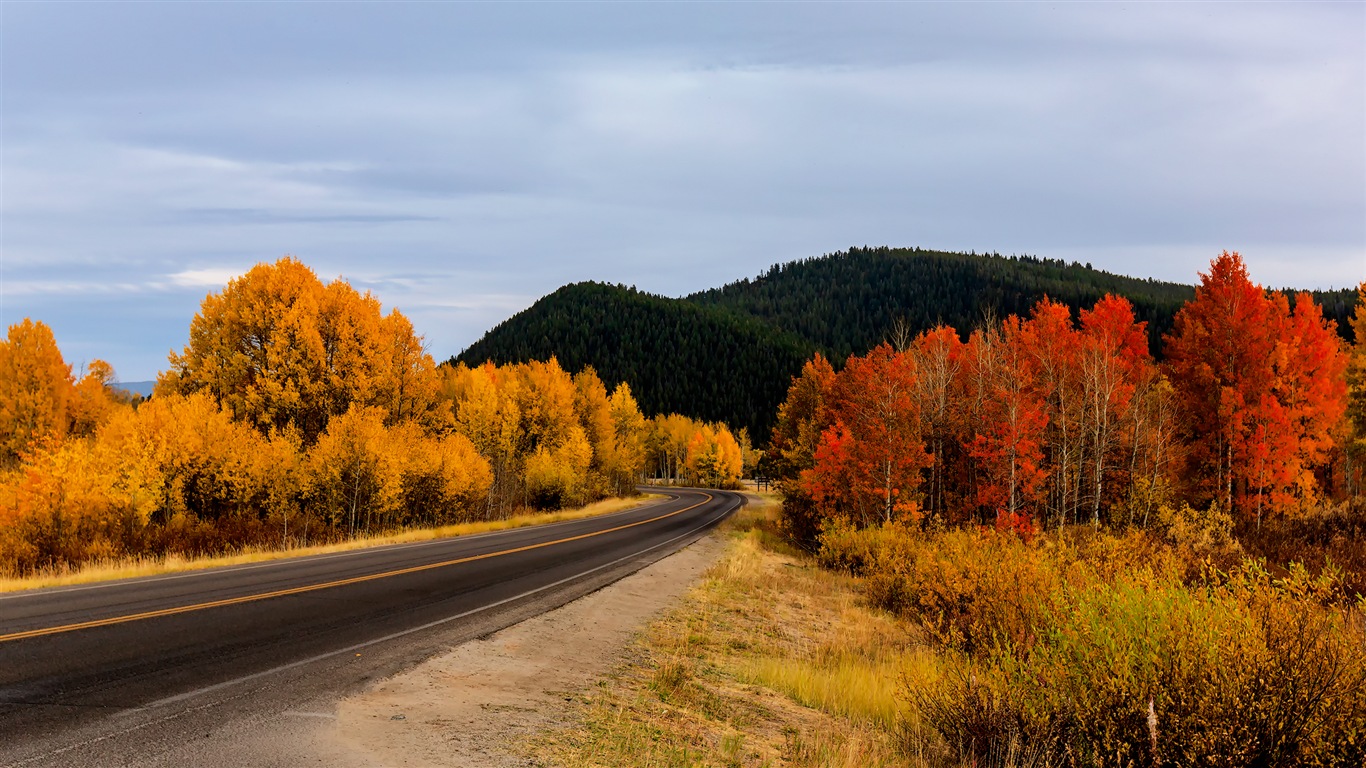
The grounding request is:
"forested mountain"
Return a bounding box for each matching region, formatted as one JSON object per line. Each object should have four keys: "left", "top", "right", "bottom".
{"left": 689, "top": 246, "right": 1358, "bottom": 358}
{"left": 454, "top": 282, "right": 814, "bottom": 439}
{"left": 689, "top": 247, "right": 1192, "bottom": 358}
{"left": 453, "top": 247, "right": 1359, "bottom": 442}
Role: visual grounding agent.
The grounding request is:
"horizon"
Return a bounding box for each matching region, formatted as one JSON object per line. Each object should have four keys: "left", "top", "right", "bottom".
{"left": 4, "top": 2, "right": 1363, "bottom": 380}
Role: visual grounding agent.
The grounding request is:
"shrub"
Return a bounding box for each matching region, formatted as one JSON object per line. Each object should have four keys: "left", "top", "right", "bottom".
{"left": 820, "top": 522, "right": 1366, "bottom": 765}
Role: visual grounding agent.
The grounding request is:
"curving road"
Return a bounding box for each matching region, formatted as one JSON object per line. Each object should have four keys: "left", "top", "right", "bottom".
{"left": 0, "top": 487, "right": 742, "bottom": 767}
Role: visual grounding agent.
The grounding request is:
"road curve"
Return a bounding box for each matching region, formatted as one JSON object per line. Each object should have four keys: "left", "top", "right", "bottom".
{"left": 0, "top": 487, "right": 742, "bottom": 767}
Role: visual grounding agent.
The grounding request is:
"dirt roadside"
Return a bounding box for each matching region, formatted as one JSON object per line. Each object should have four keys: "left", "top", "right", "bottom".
{"left": 286, "top": 528, "right": 729, "bottom": 767}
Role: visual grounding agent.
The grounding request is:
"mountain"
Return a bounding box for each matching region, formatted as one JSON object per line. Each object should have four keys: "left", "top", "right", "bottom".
{"left": 113, "top": 380, "right": 156, "bottom": 398}
{"left": 453, "top": 247, "right": 1359, "bottom": 442}
{"left": 453, "top": 282, "right": 814, "bottom": 439}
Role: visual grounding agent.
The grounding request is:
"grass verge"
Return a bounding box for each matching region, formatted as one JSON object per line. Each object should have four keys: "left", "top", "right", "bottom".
{"left": 0, "top": 494, "right": 657, "bottom": 594}
{"left": 529, "top": 493, "right": 931, "bottom": 768}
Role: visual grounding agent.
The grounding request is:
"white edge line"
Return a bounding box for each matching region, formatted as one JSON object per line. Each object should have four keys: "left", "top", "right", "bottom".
{"left": 142, "top": 493, "right": 737, "bottom": 709}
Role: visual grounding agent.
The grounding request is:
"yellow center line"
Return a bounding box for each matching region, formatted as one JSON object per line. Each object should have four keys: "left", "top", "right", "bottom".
{"left": 0, "top": 493, "right": 712, "bottom": 644}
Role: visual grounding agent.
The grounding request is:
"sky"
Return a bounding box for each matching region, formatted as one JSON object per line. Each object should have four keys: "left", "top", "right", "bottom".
{"left": 2, "top": 2, "right": 1363, "bottom": 382}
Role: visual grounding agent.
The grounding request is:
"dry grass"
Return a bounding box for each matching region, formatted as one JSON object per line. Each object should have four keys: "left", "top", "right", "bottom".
{"left": 0, "top": 495, "right": 656, "bottom": 594}
{"left": 530, "top": 495, "right": 931, "bottom": 767}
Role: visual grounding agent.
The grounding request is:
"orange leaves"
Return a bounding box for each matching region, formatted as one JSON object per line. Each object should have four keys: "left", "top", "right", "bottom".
{"left": 161, "top": 257, "right": 440, "bottom": 443}
{"left": 683, "top": 422, "right": 743, "bottom": 488}
{"left": 963, "top": 317, "right": 1050, "bottom": 523}
{"left": 1165, "top": 252, "right": 1349, "bottom": 523}
{"left": 444, "top": 358, "right": 665, "bottom": 510}
{"left": 0, "top": 319, "right": 74, "bottom": 465}
{"left": 773, "top": 293, "right": 1166, "bottom": 536}
{"left": 803, "top": 344, "right": 931, "bottom": 527}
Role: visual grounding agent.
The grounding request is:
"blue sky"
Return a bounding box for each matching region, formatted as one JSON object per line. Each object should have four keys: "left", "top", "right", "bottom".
{"left": 3, "top": 2, "right": 1363, "bottom": 381}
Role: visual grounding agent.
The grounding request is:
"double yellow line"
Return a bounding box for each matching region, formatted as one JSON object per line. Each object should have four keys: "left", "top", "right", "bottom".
{"left": 0, "top": 493, "right": 710, "bottom": 645}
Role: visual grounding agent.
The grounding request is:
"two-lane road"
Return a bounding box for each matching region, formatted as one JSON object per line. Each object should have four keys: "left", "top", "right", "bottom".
{"left": 0, "top": 488, "right": 742, "bottom": 767}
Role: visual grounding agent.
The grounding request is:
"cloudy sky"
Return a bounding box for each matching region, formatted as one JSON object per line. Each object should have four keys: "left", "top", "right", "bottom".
{"left": 2, "top": 2, "right": 1363, "bottom": 381}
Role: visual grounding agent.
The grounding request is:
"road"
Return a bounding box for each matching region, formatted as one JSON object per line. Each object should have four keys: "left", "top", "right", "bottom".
{"left": 0, "top": 487, "right": 742, "bottom": 767}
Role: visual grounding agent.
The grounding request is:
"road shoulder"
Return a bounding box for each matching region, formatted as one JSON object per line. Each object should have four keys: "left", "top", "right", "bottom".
{"left": 295, "top": 524, "right": 729, "bottom": 766}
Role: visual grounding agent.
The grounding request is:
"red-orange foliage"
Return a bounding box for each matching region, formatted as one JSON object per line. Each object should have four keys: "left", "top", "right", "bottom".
{"left": 801, "top": 344, "right": 931, "bottom": 526}
{"left": 1077, "top": 294, "right": 1154, "bottom": 525}
{"left": 964, "top": 317, "right": 1050, "bottom": 526}
{"left": 1165, "top": 252, "right": 1347, "bottom": 525}
{"left": 768, "top": 254, "right": 1355, "bottom": 539}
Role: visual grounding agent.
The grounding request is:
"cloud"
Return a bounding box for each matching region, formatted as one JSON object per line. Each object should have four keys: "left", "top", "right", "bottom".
{"left": 1, "top": 2, "right": 1361, "bottom": 380}
{"left": 167, "top": 268, "right": 245, "bottom": 289}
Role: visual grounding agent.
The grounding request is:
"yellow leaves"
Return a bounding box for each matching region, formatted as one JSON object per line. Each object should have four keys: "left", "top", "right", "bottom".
{"left": 161, "top": 256, "right": 441, "bottom": 443}
{"left": 68, "top": 359, "right": 119, "bottom": 438}
{"left": 424, "top": 432, "right": 493, "bottom": 510}
{"left": 525, "top": 424, "right": 594, "bottom": 509}
{"left": 0, "top": 319, "right": 74, "bottom": 465}
{"left": 0, "top": 259, "right": 740, "bottom": 571}
{"left": 303, "top": 406, "right": 494, "bottom": 532}
{"left": 306, "top": 404, "right": 403, "bottom": 533}
{"left": 442, "top": 358, "right": 677, "bottom": 508}
{"left": 654, "top": 418, "right": 743, "bottom": 488}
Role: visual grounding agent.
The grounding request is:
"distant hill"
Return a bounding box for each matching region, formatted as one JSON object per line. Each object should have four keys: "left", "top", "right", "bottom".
{"left": 454, "top": 282, "right": 814, "bottom": 439}
{"left": 453, "top": 247, "right": 1358, "bottom": 442}
{"left": 113, "top": 380, "right": 156, "bottom": 398}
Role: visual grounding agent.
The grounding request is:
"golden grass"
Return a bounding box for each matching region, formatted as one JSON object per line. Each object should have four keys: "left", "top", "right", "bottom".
{"left": 0, "top": 494, "right": 657, "bottom": 594}
{"left": 529, "top": 495, "right": 931, "bottom": 767}
{"left": 741, "top": 655, "right": 905, "bottom": 729}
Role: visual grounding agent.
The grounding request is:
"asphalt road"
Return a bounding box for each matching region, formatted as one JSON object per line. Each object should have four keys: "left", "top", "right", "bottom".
{"left": 0, "top": 487, "right": 742, "bottom": 767}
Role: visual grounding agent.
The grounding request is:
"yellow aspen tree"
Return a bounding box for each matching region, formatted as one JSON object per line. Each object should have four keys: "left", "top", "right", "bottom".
{"left": 0, "top": 319, "right": 74, "bottom": 465}
{"left": 378, "top": 309, "right": 441, "bottom": 427}
{"left": 515, "top": 358, "right": 581, "bottom": 453}
{"left": 162, "top": 257, "right": 330, "bottom": 439}
{"left": 305, "top": 404, "right": 402, "bottom": 536}
{"left": 524, "top": 423, "right": 593, "bottom": 509}
{"left": 69, "top": 359, "right": 121, "bottom": 438}
{"left": 607, "top": 383, "right": 647, "bottom": 493}
{"left": 162, "top": 257, "right": 436, "bottom": 443}
{"left": 449, "top": 362, "right": 525, "bottom": 515}
{"left": 316, "top": 279, "right": 384, "bottom": 422}
{"left": 714, "top": 425, "right": 744, "bottom": 483}
{"left": 573, "top": 367, "right": 616, "bottom": 496}
{"left": 1, "top": 436, "right": 119, "bottom": 572}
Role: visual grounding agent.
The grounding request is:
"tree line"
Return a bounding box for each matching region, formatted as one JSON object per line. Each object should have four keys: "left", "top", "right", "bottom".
{"left": 457, "top": 246, "right": 1358, "bottom": 444}
{"left": 0, "top": 258, "right": 746, "bottom": 575}
{"left": 769, "top": 251, "right": 1361, "bottom": 543}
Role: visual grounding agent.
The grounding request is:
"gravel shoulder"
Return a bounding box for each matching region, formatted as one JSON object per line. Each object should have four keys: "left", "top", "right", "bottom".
{"left": 289, "top": 528, "right": 729, "bottom": 767}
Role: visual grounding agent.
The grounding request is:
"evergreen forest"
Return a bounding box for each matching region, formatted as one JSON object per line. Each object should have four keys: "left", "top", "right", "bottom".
{"left": 455, "top": 247, "right": 1359, "bottom": 441}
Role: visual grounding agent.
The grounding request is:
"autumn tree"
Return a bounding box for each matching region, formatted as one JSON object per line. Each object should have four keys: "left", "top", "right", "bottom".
{"left": 802, "top": 344, "right": 930, "bottom": 526}
{"left": 391, "top": 425, "right": 492, "bottom": 527}
{"left": 964, "top": 317, "right": 1050, "bottom": 527}
{"left": 1348, "top": 283, "right": 1366, "bottom": 496}
{"left": 1020, "top": 299, "right": 1083, "bottom": 526}
{"left": 1077, "top": 294, "right": 1153, "bottom": 526}
{"left": 647, "top": 413, "right": 696, "bottom": 484}
{"left": 444, "top": 361, "right": 525, "bottom": 515}
{"left": 1165, "top": 252, "right": 1347, "bottom": 525}
{"left": 605, "top": 383, "right": 647, "bottom": 494}
{"left": 684, "top": 423, "right": 744, "bottom": 488}
{"left": 305, "top": 404, "right": 402, "bottom": 535}
{"left": 0, "top": 319, "right": 74, "bottom": 466}
{"left": 68, "top": 360, "right": 120, "bottom": 439}
{"left": 160, "top": 257, "right": 440, "bottom": 443}
{"left": 910, "top": 328, "right": 966, "bottom": 523}
{"left": 1265, "top": 292, "right": 1347, "bottom": 509}
{"left": 764, "top": 355, "right": 836, "bottom": 543}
